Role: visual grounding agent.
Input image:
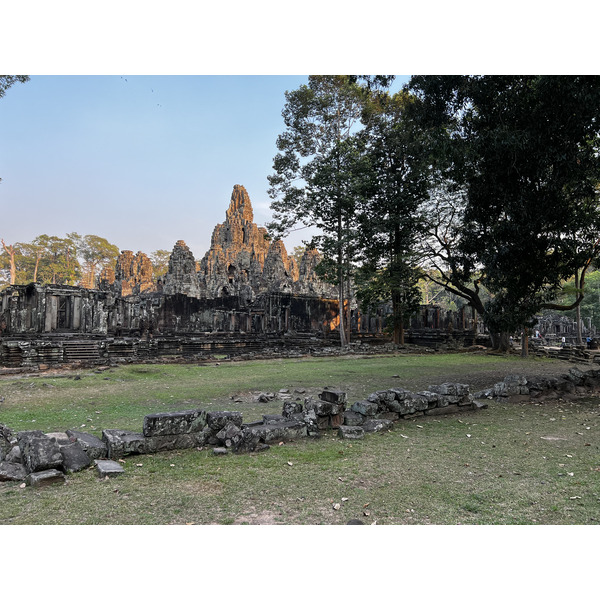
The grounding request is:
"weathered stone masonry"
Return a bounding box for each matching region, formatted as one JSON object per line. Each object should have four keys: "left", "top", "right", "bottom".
{"left": 0, "top": 185, "right": 485, "bottom": 367}
{"left": 3, "top": 365, "right": 598, "bottom": 486}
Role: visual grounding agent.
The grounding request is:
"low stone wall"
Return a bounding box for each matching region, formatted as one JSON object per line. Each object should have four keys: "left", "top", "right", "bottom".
{"left": 2, "top": 366, "right": 599, "bottom": 486}
{"left": 473, "top": 366, "right": 600, "bottom": 402}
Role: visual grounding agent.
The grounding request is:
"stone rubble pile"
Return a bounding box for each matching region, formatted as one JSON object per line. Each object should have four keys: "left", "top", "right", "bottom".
{"left": 473, "top": 366, "right": 600, "bottom": 401}
{"left": 3, "top": 366, "right": 599, "bottom": 487}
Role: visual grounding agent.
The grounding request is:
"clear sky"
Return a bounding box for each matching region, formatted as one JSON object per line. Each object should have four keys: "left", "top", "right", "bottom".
{"left": 4, "top": 75, "right": 414, "bottom": 260}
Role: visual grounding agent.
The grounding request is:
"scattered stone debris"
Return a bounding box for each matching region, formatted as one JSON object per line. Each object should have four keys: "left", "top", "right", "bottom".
{"left": 3, "top": 366, "right": 600, "bottom": 488}
{"left": 95, "top": 460, "right": 125, "bottom": 478}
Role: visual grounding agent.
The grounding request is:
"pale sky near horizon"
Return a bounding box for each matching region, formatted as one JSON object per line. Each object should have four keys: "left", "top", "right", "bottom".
{"left": 0, "top": 74, "right": 409, "bottom": 261}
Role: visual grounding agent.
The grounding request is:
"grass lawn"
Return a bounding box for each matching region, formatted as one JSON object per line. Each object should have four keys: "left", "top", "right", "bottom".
{"left": 0, "top": 353, "right": 598, "bottom": 525}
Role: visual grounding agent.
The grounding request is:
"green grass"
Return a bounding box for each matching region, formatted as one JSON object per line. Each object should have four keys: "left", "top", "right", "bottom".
{"left": 1, "top": 353, "right": 599, "bottom": 524}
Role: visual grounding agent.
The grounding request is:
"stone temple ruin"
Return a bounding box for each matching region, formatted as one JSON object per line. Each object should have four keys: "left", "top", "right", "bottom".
{"left": 0, "top": 185, "right": 484, "bottom": 368}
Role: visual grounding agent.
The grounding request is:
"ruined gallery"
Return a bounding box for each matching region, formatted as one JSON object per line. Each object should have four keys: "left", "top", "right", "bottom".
{"left": 0, "top": 185, "right": 480, "bottom": 367}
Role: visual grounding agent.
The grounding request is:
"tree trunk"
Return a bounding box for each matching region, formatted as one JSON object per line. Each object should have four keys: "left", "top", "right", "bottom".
{"left": 490, "top": 330, "right": 511, "bottom": 352}
{"left": 1, "top": 240, "right": 16, "bottom": 285}
{"left": 521, "top": 326, "right": 529, "bottom": 358}
{"left": 575, "top": 270, "right": 583, "bottom": 345}
{"left": 33, "top": 251, "right": 41, "bottom": 283}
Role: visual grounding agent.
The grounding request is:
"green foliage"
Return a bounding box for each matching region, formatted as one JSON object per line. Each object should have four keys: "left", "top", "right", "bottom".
{"left": 65, "top": 233, "right": 119, "bottom": 287}
{"left": 150, "top": 249, "right": 171, "bottom": 279}
{"left": 352, "top": 87, "right": 431, "bottom": 341}
{"left": 411, "top": 75, "right": 600, "bottom": 341}
{"left": 268, "top": 76, "right": 369, "bottom": 344}
{"left": 0, "top": 75, "right": 29, "bottom": 100}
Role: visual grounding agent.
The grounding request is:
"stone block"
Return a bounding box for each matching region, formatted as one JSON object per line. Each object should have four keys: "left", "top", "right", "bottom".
{"left": 213, "top": 448, "right": 227, "bottom": 456}
{"left": 343, "top": 411, "right": 365, "bottom": 426}
{"left": 0, "top": 461, "right": 27, "bottom": 482}
{"left": 95, "top": 459, "right": 125, "bottom": 478}
{"left": 66, "top": 430, "right": 108, "bottom": 460}
{"left": 362, "top": 419, "right": 394, "bottom": 433}
{"left": 20, "top": 435, "right": 63, "bottom": 474}
{"left": 350, "top": 401, "right": 378, "bottom": 416}
{"left": 329, "top": 413, "right": 344, "bottom": 429}
{"left": 102, "top": 429, "right": 147, "bottom": 459}
{"left": 206, "top": 411, "right": 243, "bottom": 431}
{"left": 398, "top": 394, "right": 430, "bottom": 415}
{"left": 46, "top": 432, "right": 73, "bottom": 446}
{"left": 472, "top": 400, "right": 488, "bottom": 410}
{"left": 428, "top": 383, "right": 470, "bottom": 397}
{"left": 316, "top": 416, "right": 330, "bottom": 430}
{"left": 242, "top": 420, "right": 307, "bottom": 450}
{"left": 216, "top": 423, "right": 244, "bottom": 448}
{"left": 143, "top": 409, "right": 207, "bottom": 437}
{"left": 312, "top": 400, "right": 335, "bottom": 416}
{"left": 338, "top": 425, "right": 364, "bottom": 440}
{"left": 60, "top": 442, "right": 92, "bottom": 473}
{"left": 26, "top": 469, "right": 65, "bottom": 487}
{"left": 145, "top": 431, "right": 207, "bottom": 453}
{"left": 378, "top": 411, "right": 400, "bottom": 421}
{"left": 0, "top": 423, "right": 16, "bottom": 459}
{"left": 416, "top": 391, "right": 443, "bottom": 407}
{"left": 263, "top": 414, "right": 288, "bottom": 424}
{"left": 319, "top": 389, "right": 347, "bottom": 405}
{"left": 282, "top": 401, "right": 303, "bottom": 419}
{"left": 4, "top": 446, "right": 22, "bottom": 464}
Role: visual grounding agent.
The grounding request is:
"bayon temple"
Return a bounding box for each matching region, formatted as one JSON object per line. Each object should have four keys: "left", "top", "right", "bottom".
{"left": 0, "top": 185, "right": 484, "bottom": 367}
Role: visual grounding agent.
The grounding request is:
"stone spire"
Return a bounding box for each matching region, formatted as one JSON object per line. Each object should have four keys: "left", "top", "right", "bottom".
{"left": 162, "top": 240, "right": 201, "bottom": 298}
{"left": 225, "top": 184, "right": 254, "bottom": 223}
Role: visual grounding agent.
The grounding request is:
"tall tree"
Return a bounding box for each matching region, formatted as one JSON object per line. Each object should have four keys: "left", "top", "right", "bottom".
{"left": 33, "top": 234, "right": 81, "bottom": 285}
{"left": 411, "top": 75, "right": 600, "bottom": 353}
{"left": 354, "top": 89, "right": 430, "bottom": 344}
{"left": 268, "top": 76, "right": 366, "bottom": 346}
{"left": 0, "top": 239, "right": 17, "bottom": 285}
{"left": 150, "top": 249, "right": 171, "bottom": 280}
{"left": 75, "top": 234, "right": 120, "bottom": 288}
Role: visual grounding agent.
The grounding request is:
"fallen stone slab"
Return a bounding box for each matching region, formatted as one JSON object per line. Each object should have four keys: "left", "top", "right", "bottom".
{"left": 102, "top": 429, "right": 147, "bottom": 459}
{"left": 26, "top": 469, "right": 65, "bottom": 487}
{"left": 144, "top": 431, "right": 207, "bottom": 453}
{"left": 241, "top": 420, "right": 308, "bottom": 450}
{"left": 95, "top": 460, "right": 125, "bottom": 478}
{"left": 263, "top": 414, "right": 288, "bottom": 425}
{"left": 143, "top": 409, "right": 207, "bottom": 437}
{"left": 0, "top": 461, "right": 27, "bottom": 482}
{"left": 424, "top": 405, "right": 460, "bottom": 416}
{"left": 213, "top": 448, "right": 227, "bottom": 456}
{"left": 338, "top": 425, "right": 364, "bottom": 440}
{"left": 60, "top": 442, "right": 92, "bottom": 473}
{"left": 362, "top": 419, "right": 394, "bottom": 433}
{"left": 66, "top": 430, "right": 108, "bottom": 460}
{"left": 19, "top": 435, "right": 63, "bottom": 474}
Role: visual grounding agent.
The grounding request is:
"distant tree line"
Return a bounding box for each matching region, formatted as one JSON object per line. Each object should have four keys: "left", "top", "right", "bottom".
{"left": 268, "top": 75, "right": 600, "bottom": 354}
{"left": 0, "top": 233, "right": 170, "bottom": 290}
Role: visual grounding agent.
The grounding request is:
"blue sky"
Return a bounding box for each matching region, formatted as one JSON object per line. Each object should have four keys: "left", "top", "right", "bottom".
{"left": 0, "top": 75, "right": 409, "bottom": 260}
